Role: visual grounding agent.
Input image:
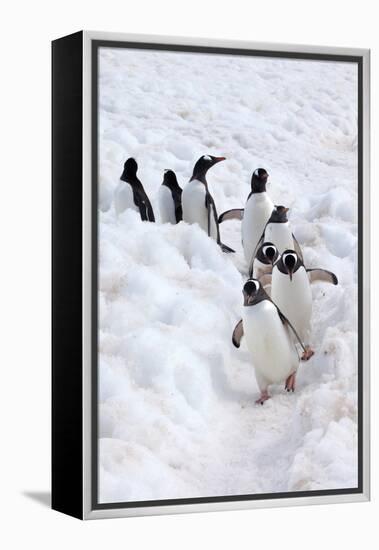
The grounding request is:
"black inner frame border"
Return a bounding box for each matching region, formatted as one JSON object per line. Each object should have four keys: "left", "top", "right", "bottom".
{"left": 91, "top": 39, "right": 364, "bottom": 511}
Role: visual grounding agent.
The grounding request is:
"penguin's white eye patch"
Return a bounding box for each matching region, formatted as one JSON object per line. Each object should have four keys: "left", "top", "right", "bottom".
{"left": 253, "top": 169, "right": 260, "bottom": 176}
{"left": 203, "top": 155, "right": 212, "bottom": 161}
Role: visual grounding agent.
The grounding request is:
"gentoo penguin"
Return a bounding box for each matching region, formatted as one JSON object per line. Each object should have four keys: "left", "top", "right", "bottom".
{"left": 270, "top": 250, "right": 338, "bottom": 361}
{"left": 182, "top": 155, "right": 234, "bottom": 253}
{"left": 250, "top": 241, "right": 279, "bottom": 279}
{"left": 232, "top": 278, "right": 308, "bottom": 404}
{"left": 114, "top": 157, "right": 155, "bottom": 222}
{"left": 219, "top": 168, "right": 274, "bottom": 263}
{"left": 251, "top": 206, "right": 303, "bottom": 274}
{"left": 158, "top": 169, "right": 182, "bottom": 224}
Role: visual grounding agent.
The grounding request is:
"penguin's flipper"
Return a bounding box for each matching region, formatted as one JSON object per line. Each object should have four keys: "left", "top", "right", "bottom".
{"left": 220, "top": 242, "right": 235, "bottom": 254}
{"left": 259, "top": 272, "right": 272, "bottom": 287}
{"left": 205, "top": 191, "right": 214, "bottom": 237}
{"left": 232, "top": 320, "right": 244, "bottom": 348}
{"left": 307, "top": 268, "right": 338, "bottom": 285}
{"left": 218, "top": 208, "right": 244, "bottom": 224}
{"left": 175, "top": 204, "right": 183, "bottom": 223}
{"left": 276, "top": 307, "right": 307, "bottom": 356}
{"left": 173, "top": 189, "right": 183, "bottom": 223}
{"left": 133, "top": 181, "right": 155, "bottom": 222}
{"left": 145, "top": 197, "right": 156, "bottom": 222}
{"left": 292, "top": 234, "right": 303, "bottom": 261}
{"left": 248, "top": 234, "right": 265, "bottom": 278}
{"left": 205, "top": 190, "right": 233, "bottom": 252}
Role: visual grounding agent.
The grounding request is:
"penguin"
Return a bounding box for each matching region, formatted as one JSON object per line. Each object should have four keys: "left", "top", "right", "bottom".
{"left": 270, "top": 249, "right": 338, "bottom": 361}
{"left": 182, "top": 155, "right": 234, "bottom": 253}
{"left": 114, "top": 157, "right": 155, "bottom": 222}
{"left": 232, "top": 278, "right": 309, "bottom": 404}
{"left": 218, "top": 168, "right": 274, "bottom": 263}
{"left": 250, "top": 206, "right": 303, "bottom": 275}
{"left": 250, "top": 241, "right": 279, "bottom": 279}
{"left": 158, "top": 169, "right": 182, "bottom": 224}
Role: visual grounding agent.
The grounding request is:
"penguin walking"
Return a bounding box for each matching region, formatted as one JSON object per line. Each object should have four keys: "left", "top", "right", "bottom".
{"left": 270, "top": 250, "right": 338, "bottom": 361}
{"left": 232, "top": 278, "right": 308, "bottom": 404}
{"left": 114, "top": 157, "right": 155, "bottom": 222}
{"left": 182, "top": 155, "right": 234, "bottom": 253}
{"left": 250, "top": 241, "right": 279, "bottom": 279}
{"left": 219, "top": 168, "right": 274, "bottom": 263}
{"left": 250, "top": 205, "right": 302, "bottom": 275}
{"left": 158, "top": 169, "right": 182, "bottom": 224}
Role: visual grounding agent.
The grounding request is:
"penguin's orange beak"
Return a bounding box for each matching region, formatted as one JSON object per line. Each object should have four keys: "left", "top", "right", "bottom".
{"left": 213, "top": 156, "right": 226, "bottom": 163}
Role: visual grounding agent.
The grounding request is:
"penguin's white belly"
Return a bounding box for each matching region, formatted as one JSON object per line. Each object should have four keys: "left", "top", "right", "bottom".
{"left": 114, "top": 181, "right": 138, "bottom": 216}
{"left": 241, "top": 193, "right": 274, "bottom": 262}
{"left": 242, "top": 301, "right": 298, "bottom": 385}
{"left": 271, "top": 268, "right": 312, "bottom": 343}
{"left": 182, "top": 180, "right": 218, "bottom": 240}
{"left": 158, "top": 186, "right": 176, "bottom": 224}
{"left": 264, "top": 222, "right": 294, "bottom": 253}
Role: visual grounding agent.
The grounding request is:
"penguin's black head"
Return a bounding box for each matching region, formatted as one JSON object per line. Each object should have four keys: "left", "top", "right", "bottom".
{"left": 191, "top": 155, "right": 226, "bottom": 181}
{"left": 258, "top": 242, "right": 279, "bottom": 265}
{"left": 163, "top": 169, "right": 178, "bottom": 187}
{"left": 243, "top": 278, "right": 261, "bottom": 306}
{"left": 122, "top": 157, "right": 138, "bottom": 178}
{"left": 251, "top": 168, "right": 269, "bottom": 193}
{"left": 269, "top": 205, "right": 289, "bottom": 223}
{"left": 282, "top": 250, "right": 298, "bottom": 281}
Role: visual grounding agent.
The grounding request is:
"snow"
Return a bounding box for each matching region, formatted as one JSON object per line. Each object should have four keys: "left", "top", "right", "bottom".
{"left": 98, "top": 46, "right": 358, "bottom": 503}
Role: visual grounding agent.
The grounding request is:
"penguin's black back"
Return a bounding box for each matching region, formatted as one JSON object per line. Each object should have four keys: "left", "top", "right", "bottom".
{"left": 120, "top": 158, "right": 155, "bottom": 222}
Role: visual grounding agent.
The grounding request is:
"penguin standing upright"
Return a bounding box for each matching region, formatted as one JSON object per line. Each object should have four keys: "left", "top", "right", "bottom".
{"left": 251, "top": 206, "right": 303, "bottom": 275}
{"left": 114, "top": 157, "right": 155, "bottom": 222}
{"left": 260, "top": 206, "right": 296, "bottom": 253}
{"left": 232, "top": 278, "right": 308, "bottom": 404}
{"left": 182, "top": 155, "right": 234, "bottom": 252}
{"left": 158, "top": 169, "right": 182, "bottom": 224}
{"left": 218, "top": 168, "right": 274, "bottom": 263}
{"left": 270, "top": 250, "right": 338, "bottom": 360}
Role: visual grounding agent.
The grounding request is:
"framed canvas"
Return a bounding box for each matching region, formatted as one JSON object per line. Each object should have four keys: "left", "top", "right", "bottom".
{"left": 52, "top": 31, "right": 370, "bottom": 520}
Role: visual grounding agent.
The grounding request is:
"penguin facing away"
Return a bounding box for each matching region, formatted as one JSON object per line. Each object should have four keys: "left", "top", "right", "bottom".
{"left": 269, "top": 249, "right": 338, "bottom": 361}
{"left": 250, "top": 241, "right": 279, "bottom": 279}
{"left": 182, "top": 155, "right": 235, "bottom": 253}
{"left": 218, "top": 168, "right": 274, "bottom": 264}
{"left": 158, "top": 169, "right": 182, "bottom": 224}
{"left": 114, "top": 157, "right": 155, "bottom": 222}
{"left": 232, "top": 278, "right": 308, "bottom": 404}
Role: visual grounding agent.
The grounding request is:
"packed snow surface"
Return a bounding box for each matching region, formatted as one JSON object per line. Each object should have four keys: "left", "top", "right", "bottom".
{"left": 98, "top": 47, "right": 358, "bottom": 503}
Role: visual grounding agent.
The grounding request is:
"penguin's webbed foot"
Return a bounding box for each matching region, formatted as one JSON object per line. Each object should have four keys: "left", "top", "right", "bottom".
{"left": 285, "top": 373, "right": 296, "bottom": 392}
{"left": 255, "top": 391, "right": 271, "bottom": 405}
{"left": 301, "top": 347, "right": 315, "bottom": 361}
